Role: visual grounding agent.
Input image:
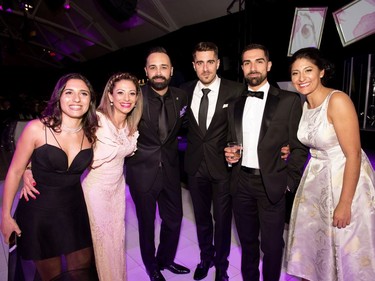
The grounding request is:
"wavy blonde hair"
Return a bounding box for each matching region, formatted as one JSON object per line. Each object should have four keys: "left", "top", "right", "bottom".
{"left": 97, "top": 72, "right": 143, "bottom": 135}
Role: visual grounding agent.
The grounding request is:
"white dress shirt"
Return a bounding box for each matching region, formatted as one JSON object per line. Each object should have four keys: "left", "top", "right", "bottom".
{"left": 241, "top": 83, "right": 270, "bottom": 169}
{"left": 191, "top": 76, "right": 221, "bottom": 130}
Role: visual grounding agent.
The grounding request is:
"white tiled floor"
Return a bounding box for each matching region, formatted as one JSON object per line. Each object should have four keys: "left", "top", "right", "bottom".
{"left": 0, "top": 180, "right": 299, "bottom": 281}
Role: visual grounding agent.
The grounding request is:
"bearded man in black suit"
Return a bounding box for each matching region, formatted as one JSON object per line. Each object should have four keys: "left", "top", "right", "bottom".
{"left": 225, "top": 43, "right": 308, "bottom": 281}
{"left": 126, "top": 47, "right": 190, "bottom": 281}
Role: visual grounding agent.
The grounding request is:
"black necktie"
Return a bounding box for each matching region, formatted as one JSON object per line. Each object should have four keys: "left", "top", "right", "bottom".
{"left": 198, "top": 88, "right": 211, "bottom": 134}
{"left": 158, "top": 95, "right": 168, "bottom": 141}
{"left": 243, "top": 90, "right": 264, "bottom": 99}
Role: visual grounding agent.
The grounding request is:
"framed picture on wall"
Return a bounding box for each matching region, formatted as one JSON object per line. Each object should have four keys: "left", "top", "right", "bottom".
{"left": 333, "top": 0, "right": 375, "bottom": 47}
{"left": 287, "top": 7, "right": 328, "bottom": 57}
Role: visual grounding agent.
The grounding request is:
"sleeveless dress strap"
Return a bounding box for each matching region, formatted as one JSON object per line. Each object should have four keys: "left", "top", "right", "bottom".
{"left": 49, "top": 127, "right": 63, "bottom": 150}
{"left": 321, "top": 90, "right": 341, "bottom": 124}
{"left": 325, "top": 90, "right": 341, "bottom": 105}
{"left": 48, "top": 126, "right": 85, "bottom": 151}
{"left": 80, "top": 130, "right": 85, "bottom": 150}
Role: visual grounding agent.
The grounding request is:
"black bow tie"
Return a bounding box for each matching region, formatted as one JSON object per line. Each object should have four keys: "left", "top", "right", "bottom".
{"left": 243, "top": 90, "right": 264, "bottom": 99}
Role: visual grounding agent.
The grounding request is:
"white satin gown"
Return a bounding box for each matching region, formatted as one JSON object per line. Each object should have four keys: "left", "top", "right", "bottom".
{"left": 286, "top": 91, "right": 375, "bottom": 281}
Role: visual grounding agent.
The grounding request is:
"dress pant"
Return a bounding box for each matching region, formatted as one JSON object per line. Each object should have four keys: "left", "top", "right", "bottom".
{"left": 131, "top": 167, "right": 183, "bottom": 273}
{"left": 233, "top": 169, "right": 285, "bottom": 281}
{"left": 188, "top": 159, "right": 232, "bottom": 270}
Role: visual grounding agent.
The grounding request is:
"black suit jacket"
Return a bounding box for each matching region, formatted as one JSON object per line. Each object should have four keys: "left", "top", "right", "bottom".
{"left": 228, "top": 85, "right": 308, "bottom": 203}
{"left": 126, "top": 84, "right": 188, "bottom": 193}
{"left": 180, "top": 78, "right": 244, "bottom": 179}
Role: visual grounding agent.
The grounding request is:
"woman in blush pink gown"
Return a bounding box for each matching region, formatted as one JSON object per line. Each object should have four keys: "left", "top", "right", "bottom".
{"left": 82, "top": 73, "right": 143, "bottom": 280}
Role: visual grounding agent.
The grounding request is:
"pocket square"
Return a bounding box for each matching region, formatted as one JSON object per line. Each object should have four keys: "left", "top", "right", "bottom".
{"left": 180, "top": 105, "right": 187, "bottom": 117}
{"left": 222, "top": 104, "right": 228, "bottom": 108}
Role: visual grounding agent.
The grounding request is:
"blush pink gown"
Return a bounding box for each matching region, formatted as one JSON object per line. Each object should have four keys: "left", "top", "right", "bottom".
{"left": 82, "top": 112, "right": 138, "bottom": 280}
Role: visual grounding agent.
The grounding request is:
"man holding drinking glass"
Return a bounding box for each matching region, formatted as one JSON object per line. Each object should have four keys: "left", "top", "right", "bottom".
{"left": 182, "top": 42, "right": 292, "bottom": 281}
{"left": 225, "top": 43, "right": 308, "bottom": 281}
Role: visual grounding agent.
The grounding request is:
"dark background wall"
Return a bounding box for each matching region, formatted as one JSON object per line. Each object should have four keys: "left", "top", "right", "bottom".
{"left": 1, "top": 0, "right": 374, "bottom": 108}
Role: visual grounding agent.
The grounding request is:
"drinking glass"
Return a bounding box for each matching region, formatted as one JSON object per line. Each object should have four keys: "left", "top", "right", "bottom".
{"left": 227, "top": 141, "right": 242, "bottom": 167}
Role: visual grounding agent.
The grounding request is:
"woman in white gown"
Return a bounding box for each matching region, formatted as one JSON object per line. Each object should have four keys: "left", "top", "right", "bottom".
{"left": 286, "top": 47, "right": 375, "bottom": 281}
{"left": 22, "top": 73, "right": 143, "bottom": 280}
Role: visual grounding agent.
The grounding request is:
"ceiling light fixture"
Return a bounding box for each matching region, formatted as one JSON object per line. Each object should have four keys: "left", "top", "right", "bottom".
{"left": 19, "top": 0, "right": 34, "bottom": 12}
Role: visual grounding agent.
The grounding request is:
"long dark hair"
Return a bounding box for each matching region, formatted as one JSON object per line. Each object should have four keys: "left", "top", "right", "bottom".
{"left": 290, "top": 47, "right": 335, "bottom": 85}
{"left": 40, "top": 73, "right": 98, "bottom": 143}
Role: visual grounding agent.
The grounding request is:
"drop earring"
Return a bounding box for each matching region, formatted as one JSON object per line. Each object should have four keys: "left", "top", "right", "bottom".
{"left": 110, "top": 101, "right": 114, "bottom": 106}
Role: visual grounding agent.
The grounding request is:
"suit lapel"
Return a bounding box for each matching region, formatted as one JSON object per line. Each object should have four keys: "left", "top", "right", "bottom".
{"left": 186, "top": 81, "right": 196, "bottom": 107}
{"left": 185, "top": 81, "right": 206, "bottom": 137}
{"left": 259, "top": 86, "right": 279, "bottom": 143}
{"left": 200, "top": 80, "right": 230, "bottom": 136}
{"left": 142, "top": 86, "right": 158, "bottom": 138}
{"left": 234, "top": 95, "right": 247, "bottom": 143}
{"left": 168, "top": 88, "right": 182, "bottom": 139}
{"left": 208, "top": 81, "right": 227, "bottom": 132}
{"left": 186, "top": 81, "right": 200, "bottom": 130}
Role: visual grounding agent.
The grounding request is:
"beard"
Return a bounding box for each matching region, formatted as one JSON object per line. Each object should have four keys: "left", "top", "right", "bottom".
{"left": 148, "top": 75, "right": 171, "bottom": 91}
{"left": 244, "top": 72, "right": 267, "bottom": 87}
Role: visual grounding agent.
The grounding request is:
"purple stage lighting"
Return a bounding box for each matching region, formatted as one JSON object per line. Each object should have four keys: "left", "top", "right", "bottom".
{"left": 64, "top": 0, "right": 70, "bottom": 10}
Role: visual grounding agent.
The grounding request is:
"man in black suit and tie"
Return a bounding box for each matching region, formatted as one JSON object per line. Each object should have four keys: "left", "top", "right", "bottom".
{"left": 126, "top": 47, "right": 190, "bottom": 281}
{"left": 180, "top": 42, "right": 244, "bottom": 281}
{"left": 225, "top": 43, "right": 308, "bottom": 281}
{"left": 181, "top": 42, "right": 289, "bottom": 281}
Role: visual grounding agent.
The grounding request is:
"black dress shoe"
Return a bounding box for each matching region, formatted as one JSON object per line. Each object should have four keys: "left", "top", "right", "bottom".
{"left": 148, "top": 269, "right": 166, "bottom": 281}
{"left": 215, "top": 269, "right": 229, "bottom": 281}
{"left": 159, "top": 262, "right": 190, "bottom": 274}
{"left": 193, "top": 260, "right": 214, "bottom": 280}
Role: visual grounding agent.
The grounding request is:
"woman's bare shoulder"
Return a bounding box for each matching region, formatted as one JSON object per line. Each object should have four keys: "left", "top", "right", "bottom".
{"left": 19, "top": 119, "right": 47, "bottom": 139}
{"left": 329, "top": 90, "right": 353, "bottom": 107}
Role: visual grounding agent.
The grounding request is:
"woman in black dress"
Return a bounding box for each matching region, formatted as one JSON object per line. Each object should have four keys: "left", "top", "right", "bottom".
{"left": 1, "top": 73, "right": 98, "bottom": 281}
